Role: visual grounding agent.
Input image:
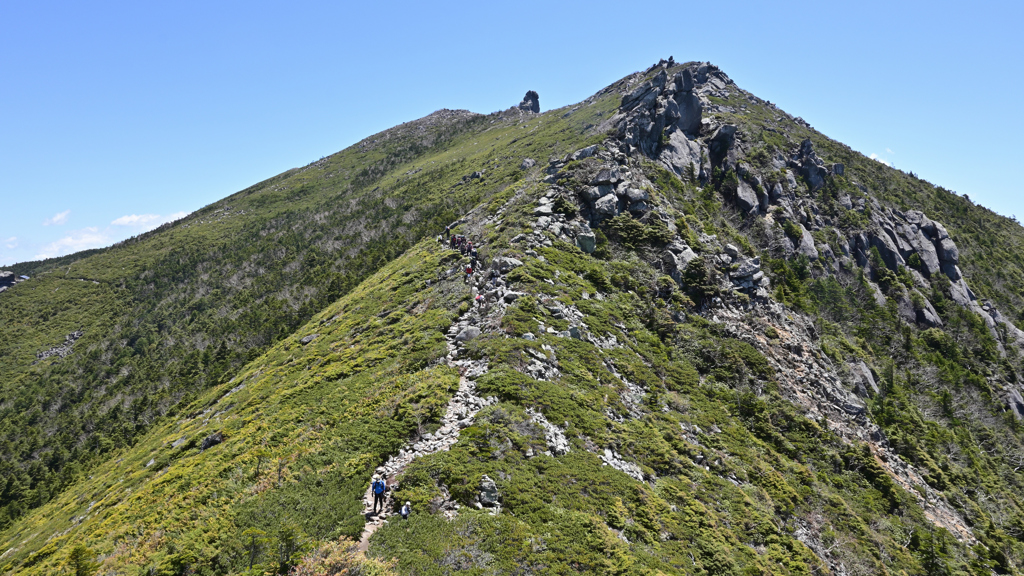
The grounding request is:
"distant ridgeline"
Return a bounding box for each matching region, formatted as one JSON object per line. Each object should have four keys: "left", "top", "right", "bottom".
{"left": 3, "top": 58, "right": 1024, "bottom": 575}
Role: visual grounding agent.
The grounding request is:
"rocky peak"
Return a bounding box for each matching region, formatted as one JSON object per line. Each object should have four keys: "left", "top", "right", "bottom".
{"left": 518, "top": 90, "right": 540, "bottom": 113}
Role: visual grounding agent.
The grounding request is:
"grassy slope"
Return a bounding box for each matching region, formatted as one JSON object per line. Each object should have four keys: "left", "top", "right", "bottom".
{"left": 0, "top": 94, "right": 617, "bottom": 532}
{"left": 4, "top": 62, "right": 1024, "bottom": 575}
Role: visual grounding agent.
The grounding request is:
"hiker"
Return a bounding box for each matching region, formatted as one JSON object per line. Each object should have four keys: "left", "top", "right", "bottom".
{"left": 464, "top": 264, "right": 473, "bottom": 283}
{"left": 490, "top": 269, "right": 498, "bottom": 287}
{"left": 444, "top": 225, "right": 452, "bottom": 239}
{"left": 371, "top": 475, "right": 387, "bottom": 514}
{"left": 401, "top": 501, "right": 411, "bottom": 520}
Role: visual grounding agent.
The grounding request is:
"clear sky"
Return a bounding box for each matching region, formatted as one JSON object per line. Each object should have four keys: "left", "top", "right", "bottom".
{"left": 2, "top": 0, "right": 1021, "bottom": 266}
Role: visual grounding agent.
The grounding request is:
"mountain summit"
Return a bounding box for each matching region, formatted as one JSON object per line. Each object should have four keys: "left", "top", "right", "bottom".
{"left": 2, "top": 59, "right": 1024, "bottom": 575}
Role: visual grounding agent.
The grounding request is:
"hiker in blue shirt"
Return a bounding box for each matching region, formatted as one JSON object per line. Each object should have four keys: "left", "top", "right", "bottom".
{"left": 371, "top": 474, "right": 388, "bottom": 515}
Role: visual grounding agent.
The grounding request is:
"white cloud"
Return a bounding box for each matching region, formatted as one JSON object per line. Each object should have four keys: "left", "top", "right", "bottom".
{"left": 43, "top": 209, "right": 71, "bottom": 226}
{"left": 4, "top": 237, "right": 16, "bottom": 249}
{"left": 111, "top": 213, "right": 161, "bottom": 226}
{"left": 31, "top": 210, "right": 191, "bottom": 261}
{"left": 111, "top": 211, "right": 189, "bottom": 231}
{"left": 869, "top": 153, "right": 891, "bottom": 167}
{"left": 34, "top": 227, "right": 110, "bottom": 259}
{"left": 885, "top": 147, "right": 894, "bottom": 154}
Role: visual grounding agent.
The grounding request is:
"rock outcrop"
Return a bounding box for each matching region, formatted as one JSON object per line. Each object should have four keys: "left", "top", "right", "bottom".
{"left": 518, "top": 90, "right": 540, "bottom": 113}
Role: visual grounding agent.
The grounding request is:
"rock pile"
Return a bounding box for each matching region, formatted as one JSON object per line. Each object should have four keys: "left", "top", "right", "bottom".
{"left": 34, "top": 330, "right": 84, "bottom": 362}
{"left": 617, "top": 65, "right": 710, "bottom": 157}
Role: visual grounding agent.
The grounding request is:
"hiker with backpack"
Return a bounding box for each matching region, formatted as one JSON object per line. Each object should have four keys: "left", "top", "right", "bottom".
{"left": 371, "top": 475, "right": 387, "bottom": 515}
{"left": 400, "top": 501, "right": 411, "bottom": 520}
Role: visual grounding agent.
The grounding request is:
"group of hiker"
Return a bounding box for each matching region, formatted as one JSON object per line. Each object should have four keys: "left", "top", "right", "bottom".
{"left": 371, "top": 474, "right": 411, "bottom": 520}
{"left": 439, "top": 224, "right": 480, "bottom": 283}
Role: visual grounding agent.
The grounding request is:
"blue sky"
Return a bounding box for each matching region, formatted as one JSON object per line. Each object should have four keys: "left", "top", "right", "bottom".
{"left": 1, "top": 0, "right": 1021, "bottom": 266}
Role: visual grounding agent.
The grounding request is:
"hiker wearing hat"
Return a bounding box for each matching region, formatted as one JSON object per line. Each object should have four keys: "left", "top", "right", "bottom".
{"left": 400, "top": 501, "right": 411, "bottom": 520}
{"left": 371, "top": 474, "right": 388, "bottom": 514}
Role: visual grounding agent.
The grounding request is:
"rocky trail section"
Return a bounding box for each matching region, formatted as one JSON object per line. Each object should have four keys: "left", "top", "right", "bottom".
{"left": 357, "top": 250, "right": 517, "bottom": 551}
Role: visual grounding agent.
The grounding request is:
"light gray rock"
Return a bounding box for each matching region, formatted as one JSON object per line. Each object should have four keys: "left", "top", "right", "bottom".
{"left": 848, "top": 361, "right": 879, "bottom": 398}
{"left": 520, "top": 158, "right": 536, "bottom": 170}
{"left": 583, "top": 184, "right": 615, "bottom": 202}
{"left": 797, "top": 226, "right": 819, "bottom": 259}
{"left": 590, "top": 168, "right": 621, "bottom": 186}
{"left": 576, "top": 231, "right": 596, "bottom": 253}
{"left": 1007, "top": 388, "right": 1024, "bottom": 420}
{"left": 736, "top": 180, "right": 759, "bottom": 213}
{"left": 299, "top": 334, "right": 319, "bottom": 345}
{"left": 916, "top": 302, "right": 943, "bottom": 328}
{"left": 733, "top": 257, "right": 761, "bottom": 278}
{"left": 534, "top": 204, "right": 554, "bottom": 216}
{"left": 938, "top": 237, "right": 959, "bottom": 263}
{"left": 479, "top": 475, "right": 500, "bottom": 506}
{"left": 456, "top": 327, "right": 481, "bottom": 342}
{"left": 839, "top": 194, "right": 853, "bottom": 210}
{"left": 570, "top": 145, "right": 599, "bottom": 161}
{"left": 832, "top": 163, "right": 845, "bottom": 176}
{"left": 492, "top": 257, "right": 523, "bottom": 273}
{"left": 658, "top": 129, "right": 702, "bottom": 178}
{"left": 868, "top": 229, "right": 905, "bottom": 270}
{"left": 785, "top": 170, "right": 798, "bottom": 190}
{"left": 595, "top": 194, "right": 619, "bottom": 216}
{"left": 625, "top": 188, "right": 649, "bottom": 203}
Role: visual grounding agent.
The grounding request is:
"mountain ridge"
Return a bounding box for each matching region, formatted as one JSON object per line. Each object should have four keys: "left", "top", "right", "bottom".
{"left": 2, "top": 59, "right": 1024, "bottom": 575}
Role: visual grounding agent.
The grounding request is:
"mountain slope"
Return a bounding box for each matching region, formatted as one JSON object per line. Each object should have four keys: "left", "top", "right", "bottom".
{"left": 3, "top": 59, "right": 1024, "bottom": 575}
{"left": 0, "top": 97, "right": 614, "bottom": 531}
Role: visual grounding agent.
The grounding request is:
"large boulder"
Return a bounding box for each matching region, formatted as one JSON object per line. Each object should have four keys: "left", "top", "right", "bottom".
{"left": 708, "top": 125, "right": 737, "bottom": 168}
{"left": 797, "top": 226, "right": 819, "bottom": 260}
{"left": 674, "top": 72, "right": 702, "bottom": 137}
{"left": 492, "top": 257, "right": 523, "bottom": 273}
{"left": 848, "top": 361, "right": 879, "bottom": 397}
{"left": 937, "top": 237, "right": 959, "bottom": 263}
{"left": 868, "top": 229, "right": 905, "bottom": 270}
{"left": 590, "top": 168, "right": 621, "bottom": 186}
{"left": 658, "top": 129, "right": 702, "bottom": 178}
{"left": 732, "top": 257, "right": 761, "bottom": 278}
{"left": 735, "top": 180, "right": 759, "bottom": 213}
{"left": 518, "top": 90, "right": 540, "bottom": 113}
{"left": 576, "top": 232, "right": 597, "bottom": 253}
{"left": 662, "top": 246, "right": 699, "bottom": 282}
{"left": 791, "top": 139, "right": 828, "bottom": 191}
{"left": 896, "top": 223, "right": 940, "bottom": 275}
{"left": 479, "top": 474, "right": 500, "bottom": 507}
{"left": 570, "top": 145, "right": 599, "bottom": 161}
{"left": 594, "top": 194, "right": 619, "bottom": 216}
